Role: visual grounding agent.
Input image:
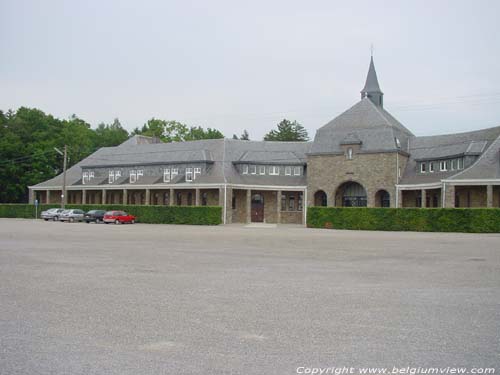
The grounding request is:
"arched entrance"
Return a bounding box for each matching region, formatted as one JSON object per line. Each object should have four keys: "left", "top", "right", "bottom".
{"left": 375, "top": 190, "right": 390, "bottom": 207}
{"left": 251, "top": 194, "right": 264, "bottom": 222}
{"left": 336, "top": 181, "right": 367, "bottom": 207}
{"left": 314, "top": 190, "right": 328, "bottom": 206}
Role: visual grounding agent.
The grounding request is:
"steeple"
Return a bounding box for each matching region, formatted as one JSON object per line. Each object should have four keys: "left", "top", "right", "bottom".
{"left": 361, "top": 55, "right": 384, "bottom": 107}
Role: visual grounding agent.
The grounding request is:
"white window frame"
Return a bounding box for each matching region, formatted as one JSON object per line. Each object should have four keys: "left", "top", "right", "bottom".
{"left": 129, "top": 170, "right": 137, "bottom": 183}
{"left": 440, "top": 161, "right": 447, "bottom": 172}
{"left": 293, "top": 166, "right": 302, "bottom": 176}
{"left": 194, "top": 167, "right": 201, "bottom": 180}
{"left": 89, "top": 171, "right": 94, "bottom": 179}
{"left": 269, "top": 166, "right": 279, "bottom": 175}
{"left": 284, "top": 166, "right": 292, "bottom": 176}
{"left": 115, "top": 170, "right": 121, "bottom": 178}
{"left": 186, "top": 167, "right": 193, "bottom": 182}
{"left": 457, "top": 158, "right": 463, "bottom": 169}
{"left": 451, "top": 159, "right": 456, "bottom": 170}
{"left": 108, "top": 170, "right": 115, "bottom": 184}
{"left": 242, "top": 165, "right": 248, "bottom": 175}
{"left": 171, "top": 168, "right": 179, "bottom": 178}
{"left": 420, "top": 163, "right": 426, "bottom": 173}
{"left": 429, "top": 162, "right": 434, "bottom": 173}
{"left": 83, "top": 171, "right": 89, "bottom": 184}
{"left": 347, "top": 147, "right": 353, "bottom": 160}
{"left": 164, "top": 168, "right": 171, "bottom": 182}
{"left": 250, "top": 165, "right": 257, "bottom": 175}
{"left": 137, "top": 170, "right": 143, "bottom": 179}
{"left": 259, "top": 165, "right": 266, "bottom": 175}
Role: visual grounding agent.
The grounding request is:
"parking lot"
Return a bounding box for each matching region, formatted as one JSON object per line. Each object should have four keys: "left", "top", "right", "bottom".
{"left": 0, "top": 218, "right": 499, "bottom": 374}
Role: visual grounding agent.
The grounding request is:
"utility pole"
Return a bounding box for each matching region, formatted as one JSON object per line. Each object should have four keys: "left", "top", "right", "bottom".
{"left": 54, "top": 145, "right": 68, "bottom": 209}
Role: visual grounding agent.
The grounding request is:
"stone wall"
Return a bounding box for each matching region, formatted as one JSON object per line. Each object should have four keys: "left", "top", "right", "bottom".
{"left": 455, "top": 186, "right": 487, "bottom": 207}
{"left": 307, "top": 152, "right": 408, "bottom": 208}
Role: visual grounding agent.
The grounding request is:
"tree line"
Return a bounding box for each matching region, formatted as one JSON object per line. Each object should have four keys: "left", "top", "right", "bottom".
{"left": 0, "top": 107, "right": 309, "bottom": 203}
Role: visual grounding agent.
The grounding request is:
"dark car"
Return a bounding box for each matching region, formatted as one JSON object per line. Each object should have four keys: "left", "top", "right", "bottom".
{"left": 84, "top": 210, "right": 106, "bottom": 223}
{"left": 103, "top": 211, "right": 136, "bottom": 224}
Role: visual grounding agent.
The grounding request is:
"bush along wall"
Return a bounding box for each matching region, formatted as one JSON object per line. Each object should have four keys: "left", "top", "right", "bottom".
{"left": 307, "top": 207, "right": 500, "bottom": 233}
{"left": 0, "top": 204, "right": 222, "bottom": 225}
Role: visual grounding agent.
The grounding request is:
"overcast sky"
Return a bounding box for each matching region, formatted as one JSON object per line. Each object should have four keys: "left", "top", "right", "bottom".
{"left": 1, "top": 0, "right": 499, "bottom": 140}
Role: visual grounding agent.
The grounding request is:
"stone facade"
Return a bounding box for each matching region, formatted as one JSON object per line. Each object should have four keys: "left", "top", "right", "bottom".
{"left": 307, "top": 152, "right": 408, "bottom": 208}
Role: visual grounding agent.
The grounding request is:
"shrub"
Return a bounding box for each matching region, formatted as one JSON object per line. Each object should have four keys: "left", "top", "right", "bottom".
{"left": 0, "top": 204, "right": 222, "bottom": 225}
{"left": 307, "top": 207, "right": 500, "bottom": 233}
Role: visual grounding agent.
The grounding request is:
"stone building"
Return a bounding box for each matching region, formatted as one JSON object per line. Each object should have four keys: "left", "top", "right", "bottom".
{"left": 29, "top": 57, "right": 500, "bottom": 223}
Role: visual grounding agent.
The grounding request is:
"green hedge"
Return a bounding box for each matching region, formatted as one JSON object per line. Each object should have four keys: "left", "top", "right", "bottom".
{"left": 0, "top": 204, "right": 222, "bottom": 225}
{"left": 307, "top": 207, "right": 500, "bottom": 233}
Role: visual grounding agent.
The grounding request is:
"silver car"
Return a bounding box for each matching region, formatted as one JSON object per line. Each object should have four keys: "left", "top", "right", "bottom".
{"left": 59, "top": 209, "right": 85, "bottom": 223}
{"left": 40, "top": 208, "right": 66, "bottom": 221}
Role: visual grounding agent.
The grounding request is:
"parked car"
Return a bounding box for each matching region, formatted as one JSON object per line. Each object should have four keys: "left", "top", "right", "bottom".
{"left": 40, "top": 208, "right": 65, "bottom": 221}
{"left": 59, "top": 209, "right": 85, "bottom": 223}
{"left": 103, "top": 211, "right": 136, "bottom": 224}
{"left": 84, "top": 210, "right": 106, "bottom": 223}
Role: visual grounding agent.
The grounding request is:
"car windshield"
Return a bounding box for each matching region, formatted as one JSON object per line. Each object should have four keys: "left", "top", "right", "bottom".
{"left": 47, "top": 208, "right": 58, "bottom": 213}
{"left": 87, "top": 210, "right": 96, "bottom": 214}
{"left": 74, "top": 210, "right": 83, "bottom": 214}
{"left": 104, "top": 211, "right": 114, "bottom": 215}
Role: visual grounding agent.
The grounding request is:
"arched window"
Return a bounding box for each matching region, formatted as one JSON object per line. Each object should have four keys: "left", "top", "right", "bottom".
{"left": 336, "top": 182, "right": 367, "bottom": 207}
{"left": 314, "top": 190, "right": 327, "bottom": 207}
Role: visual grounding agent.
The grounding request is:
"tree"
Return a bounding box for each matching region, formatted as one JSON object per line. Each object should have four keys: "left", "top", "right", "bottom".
{"left": 134, "top": 118, "right": 224, "bottom": 142}
{"left": 94, "top": 118, "right": 129, "bottom": 148}
{"left": 263, "top": 119, "right": 309, "bottom": 141}
{"left": 240, "top": 129, "right": 250, "bottom": 140}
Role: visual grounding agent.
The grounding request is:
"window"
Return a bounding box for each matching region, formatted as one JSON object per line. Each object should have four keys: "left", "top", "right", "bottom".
{"left": 269, "top": 166, "right": 279, "bottom": 175}
{"left": 109, "top": 170, "right": 115, "bottom": 184}
{"left": 259, "top": 166, "right": 266, "bottom": 175}
{"left": 293, "top": 166, "right": 302, "bottom": 176}
{"left": 298, "top": 193, "right": 303, "bottom": 211}
{"left": 457, "top": 158, "right": 463, "bottom": 169}
{"left": 187, "top": 192, "right": 193, "bottom": 205}
{"left": 429, "top": 162, "right": 434, "bottom": 173}
{"left": 129, "top": 170, "right": 137, "bottom": 183}
{"left": 137, "top": 170, "right": 143, "bottom": 179}
{"left": 250, "top": 165, "right": 257, "bottom": 175}
{"left": 242, "top": 165, "right": 248, "bottom": 174}
{"left": 202, "top": 193, "right": 208, "bottom": 206}
{"left": 164, "top": 168, "right": 170, "bottom": 182}
{"left": 281, "top": 194, "right": 287, "bottom": 211}
{"left": 194, "top": 167, "right": 201, "bottom": 180}
{"left": 440, "top": 161, "right": 447, "bottom": 171}
{"left": 115, "top": 170, "right": 121, "bottom": 178}
{"left": 176, "top": 192, "right": 182, "bottom": 205}
{"left": 289, "top": 196, "right": 295, "bottom": 211}
{"left": 89, "top": 171, "right": 94, "bottom": 179}
{"left": 231, "top": 196, "right": 236, "bottom": 209}
{"left": 186, "top": 167, "right": 193, "bottom": 182}
{"left": 83, "top": 171, "right": 89, "bottom": 184}
{"left": 451, "top": 159, "right": 456, "bottom": 170}
{"left": 171, "top": 168, "right": 179, "bottom": 178}
{"left": 285, "top": 166, "right": 292, "bottom": 176}
{"left": 346, "top": 147, "right": 353, "bottom": 160}
{"left": 420, "top": 163, "right": 426, "bottom": 173}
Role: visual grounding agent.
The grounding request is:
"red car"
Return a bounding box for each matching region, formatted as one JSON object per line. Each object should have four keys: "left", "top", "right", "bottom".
{"left": 103, "top": 211, "right": 136, "bottom": 224}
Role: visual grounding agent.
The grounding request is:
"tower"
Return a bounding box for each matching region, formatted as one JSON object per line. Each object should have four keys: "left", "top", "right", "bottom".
{"left": 360, "top": 56, "right": 384, "bottom": 107}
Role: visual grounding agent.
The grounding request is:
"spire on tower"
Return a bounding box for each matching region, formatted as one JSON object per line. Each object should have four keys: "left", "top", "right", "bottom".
{"left": 361, "top": 54, "right": 384, "bottom": 107}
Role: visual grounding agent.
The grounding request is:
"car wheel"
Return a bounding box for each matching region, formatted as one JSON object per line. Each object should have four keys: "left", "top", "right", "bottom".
{"left": 131, "top": 219, "right": 135, "bottom": 224}
{"left": 69, "top": 217, "right": 74, "bottom": 223}
{"left": 44, "top": 219, "right": 48, "bottom": 221}
{"left": 115, "top": 219, "right": 120, "bottom": 225}
{"left": 96, "top": 219, "right": 100, "bottom": 223}
{"left": 53, "top": 216, "right": 58, "bottom": 221}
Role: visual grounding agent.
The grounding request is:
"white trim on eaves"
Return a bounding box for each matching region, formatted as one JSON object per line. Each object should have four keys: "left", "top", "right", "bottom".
{"left": 29, "top": 183, "right": 308, "bottom": 191}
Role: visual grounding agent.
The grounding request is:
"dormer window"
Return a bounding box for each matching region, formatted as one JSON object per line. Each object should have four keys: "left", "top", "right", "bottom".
{"left": 109, "top": 170, "right": 115, "bottom": 184}
{"left": 346, "top": 147, "right": 353, "bottom": 160}
{"left": 186, "top": 168, "right": 193, "bottom": 182}
{"left": 83, "top": 172, "right": 89, "bottom": 184}
{"left": 242, "top": 165, "right": 248, "bottom": 174}
{"left": 250, "top": 165, "right": 257, "bottom": 175}
{"left": 440, "top": 161, "right": 447, "bottom": 172}
{"left": 293, "top": 166, "right": 302, "bottom": 176}
{"left": 129, "top": 170, "right": 136, "bottom": 183}
{"left": 269, "top": 166, "right": 280, "bottom": 175}
{"left": 429, "top": 162, "right": 434, "bottom": 173}
{"left": 285, "top": 166, "right": 292, "bottom": 176}
{"left": 259, "top": 166, "right": 266, "bottom": 175}
{"left": 164, "top": 168, "right": 170, "bottom": 182}
{"left": 194, "top": 167, "right": 201, "bottom": 180}
{"left": 420, "top": 163, "right": 426, "bottom": 173}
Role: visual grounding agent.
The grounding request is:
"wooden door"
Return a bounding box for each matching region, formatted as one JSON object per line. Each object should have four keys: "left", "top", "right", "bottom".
{"left": 251, "top": 194, "right": 264, "bottom": 222}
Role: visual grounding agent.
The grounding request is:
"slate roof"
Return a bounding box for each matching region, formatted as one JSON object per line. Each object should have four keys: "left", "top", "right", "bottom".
{"left": 310, "top": 97, "right": 414, "bottom": 154}
{"left": 400, "top": 126, "right": 500, "bottom": 184}
{"left": 31, "top": 138, "right": 311, "bottom": 188}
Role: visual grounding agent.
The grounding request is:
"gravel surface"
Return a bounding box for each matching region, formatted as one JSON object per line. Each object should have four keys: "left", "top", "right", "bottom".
{"left": 0, "top": 219, "right": 499, "bottom": 374}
